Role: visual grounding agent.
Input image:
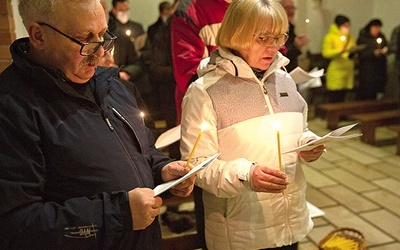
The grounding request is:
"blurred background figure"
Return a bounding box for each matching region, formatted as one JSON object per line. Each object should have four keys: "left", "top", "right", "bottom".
{"left": 147, "top": 1, "right": 173, "bottom": 45}
{"left": 171, "top": 0, "right": 231, "bottom": 124}
{"left": 148, "top": 0, "right": 181, "bottom": 159}
{"left": 322, "top": 14, "right": 356, "bottom": 103}
{"left": 108, "top": 0, "right": 145, "bottom": 40}
{"left": 279, "top": 0, "right": 310, "bottom": 72}
{"left": 389, "top": 23, "right": 400, "bottom": 94}
{"left": 108, "top": 0, "right": 157, "bottom": 121}
{"left": 356, "top": 19, "right": 388, "bottom": 100}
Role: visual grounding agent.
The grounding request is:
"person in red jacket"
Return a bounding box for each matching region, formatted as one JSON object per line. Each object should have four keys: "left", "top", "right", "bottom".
{"left": 171, "top": 0, "right": 231, "bottom": 124}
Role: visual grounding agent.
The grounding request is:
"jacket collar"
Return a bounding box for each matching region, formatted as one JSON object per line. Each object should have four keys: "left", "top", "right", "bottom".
{"left": 199, "top": 47, "right": 289, "bottom": 82}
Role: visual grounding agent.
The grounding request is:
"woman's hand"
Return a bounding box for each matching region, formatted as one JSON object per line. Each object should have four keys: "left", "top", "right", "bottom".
{"left": 251, "top": 165, "right": 288, "bottom": 193}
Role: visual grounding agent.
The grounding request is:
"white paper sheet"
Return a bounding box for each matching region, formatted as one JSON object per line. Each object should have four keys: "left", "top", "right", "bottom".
{"left": 307, "top": 201, "right": 325, "bottom": 218}
{"left": 283, "top": 123, "right": 362, "bottom": 154}
{"left": 289, "top": 66, "right": 324, "bottom": 84}
{"left": 155, "top": 125, "right": 181, "bottom": 149}
{"left": 153, "top": 153, "right": 220, "bottom": 196}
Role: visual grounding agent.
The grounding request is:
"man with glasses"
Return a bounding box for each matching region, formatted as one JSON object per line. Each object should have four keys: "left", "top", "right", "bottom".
{"left": 0, "top": 0, "right": 196, "bottom": 249}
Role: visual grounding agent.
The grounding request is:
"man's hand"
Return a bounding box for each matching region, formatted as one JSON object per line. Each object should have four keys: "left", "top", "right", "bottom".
{"left": 161, "top": 161, "right": 196, "bottom": 197}
{"left": 251, "top": 165, "right": 288, "bottom": 193}
{"left": 128, "top": 188, "right": 162, "bottom": 230}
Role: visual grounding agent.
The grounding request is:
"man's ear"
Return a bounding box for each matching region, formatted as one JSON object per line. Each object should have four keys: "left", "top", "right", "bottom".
{"left": 28, "top": 23, "right": 46, "bottom": 50}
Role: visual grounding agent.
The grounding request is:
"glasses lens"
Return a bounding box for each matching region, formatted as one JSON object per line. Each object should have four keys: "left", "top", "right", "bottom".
{"left": 279, "top": 34, "right": 288, "bottom": 46}
{"left": 81, "top": 43, "right": 100, "bottom": 56}
{"left": 103, "top": 39, "right": 115, "bottom": 52}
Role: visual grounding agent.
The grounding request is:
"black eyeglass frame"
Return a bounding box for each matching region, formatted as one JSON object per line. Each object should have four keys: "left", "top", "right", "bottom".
{"left": 38, "top": 22, "right": 117, "bottom": 56}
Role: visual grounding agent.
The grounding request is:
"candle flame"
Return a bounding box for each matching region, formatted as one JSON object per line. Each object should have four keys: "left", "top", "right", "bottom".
{"left": 340, "top": 36, "right": 346, "bottom": 42}
{"left": 125, "top": 29, "right": 131, "bottom": 36}
{"left": 376, "top": 37, "right": 382, "bottom": 44}
{"left": 140, "top": 112, "right": 145, "bottom": 118}
{"left": 305, "top": 18, "right": 310, "bottom": 24}
{"left": 273, "top": 120, "right": 281, "bottom": 131}
{"left": 200, "top": 122, "right": 208, "bottom": 132}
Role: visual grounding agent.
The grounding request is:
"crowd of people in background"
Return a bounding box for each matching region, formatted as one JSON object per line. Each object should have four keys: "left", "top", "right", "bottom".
{"left": 107, "top": 0, "right": 396, "bottom": 122}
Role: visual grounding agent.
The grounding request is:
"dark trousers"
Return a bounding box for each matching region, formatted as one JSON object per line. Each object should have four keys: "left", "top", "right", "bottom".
{"left": 194, "top": 186, "right": 207, "bottom": 249}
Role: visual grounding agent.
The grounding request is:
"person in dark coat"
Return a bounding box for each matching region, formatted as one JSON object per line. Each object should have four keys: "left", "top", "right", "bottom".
{"left": 279, "top": 0, "right": 310, "bottom": 72}
{"left": 356, "top": 19, "right": 388, "bottom": 100}
{"left": 0, "top": 0, "right": 196, "bottom": 249}
{"left": 147, "top": 1, "right": 173, "bottom": 45}
{"left": 108, "top": 0, "right": 145, "bottom": 40}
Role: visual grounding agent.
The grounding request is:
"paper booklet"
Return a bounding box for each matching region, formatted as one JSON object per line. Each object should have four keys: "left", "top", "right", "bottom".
{"left": 155, "top": 125, "right": 181, "bottom": 149}
{"left": 289, "top": 66, "right": 325, "bottom": 84}
{"left": 153, "top": 152, "right": 220, "bottom": 196}
{"left": 282, "top": 123, "right": 362, "bottom": 154}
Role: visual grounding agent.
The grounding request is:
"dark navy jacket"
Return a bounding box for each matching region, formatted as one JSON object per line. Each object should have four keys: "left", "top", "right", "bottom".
{"left": 0, "top": 38, "right": 172, "bottom": 249}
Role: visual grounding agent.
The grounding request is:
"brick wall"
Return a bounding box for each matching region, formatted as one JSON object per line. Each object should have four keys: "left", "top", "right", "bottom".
{"left": 0, "top": 0, "right": 15, "bottom": 73}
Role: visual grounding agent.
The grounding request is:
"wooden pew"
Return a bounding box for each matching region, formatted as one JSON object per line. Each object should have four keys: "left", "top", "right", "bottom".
{"left": 348, "top": 109, "right": 400, "bottom": 144}
{"left": 317, "top": 99, "right": 400, "bottom": 130}
{"left": 388, "top": 125, "right": 400, "bottom": 155}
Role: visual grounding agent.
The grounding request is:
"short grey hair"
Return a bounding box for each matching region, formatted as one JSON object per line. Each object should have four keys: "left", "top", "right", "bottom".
{"left": 18, "top": 0, "right": 100, "bottom": 29}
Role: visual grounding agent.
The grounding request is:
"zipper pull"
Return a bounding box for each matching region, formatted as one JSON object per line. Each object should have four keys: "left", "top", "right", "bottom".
{"left": 105, "top": 117, "right": 114, "bottom": 131}
{"left": 263, "top": 84, "right": 268, "bottom": 94}
{"left": 101, "top": 110, "right": 114, "bottom": 131}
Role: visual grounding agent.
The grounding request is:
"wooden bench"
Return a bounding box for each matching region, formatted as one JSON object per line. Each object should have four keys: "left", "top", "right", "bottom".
{"left": 348, "top": 109, "right": 400, "bottom": 144}
{"left": 388, "top": 125, "right": 400, "bottom": 155}
{"left": 317, "top": 99, "right": 400, "bottom": 130}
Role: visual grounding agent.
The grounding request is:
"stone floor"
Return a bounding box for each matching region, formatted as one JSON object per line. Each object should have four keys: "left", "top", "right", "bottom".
{"left": 159, "top": 116, "right": 400, "bottom": 249}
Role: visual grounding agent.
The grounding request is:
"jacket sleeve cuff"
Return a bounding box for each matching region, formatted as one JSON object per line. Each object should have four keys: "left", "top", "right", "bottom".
{"left": 237, "top": 159, "right": 255, "bottom": 190}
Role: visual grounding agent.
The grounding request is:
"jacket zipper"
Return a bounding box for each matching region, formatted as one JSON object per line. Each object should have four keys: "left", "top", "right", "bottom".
{"left": 109, "top": 106, "right": 144, "bottom": 153}
{"left": 101, "top": 110, "right": 115, "bottom": 131}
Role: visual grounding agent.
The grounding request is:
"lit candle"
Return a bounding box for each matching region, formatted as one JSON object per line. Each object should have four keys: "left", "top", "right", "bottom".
{"left": 273, "top": 120, "right": 283, "bottom": 172}
{"left": 305, "top": 18, "right": 310, "bottom": 35}
{"left": 186, "top": 123, "right": 207, "bottom": 167}
{"left": 140, "top": 111, "right": 145, "bottom": 125}
{"left": 340, "top": 36, "right": 346, "bottom": 42}
{"left": 376, "top": 37, "right": 382, "bottom": 49}
{"left": 125, "top": 29, "right": 131, "bottom": 36}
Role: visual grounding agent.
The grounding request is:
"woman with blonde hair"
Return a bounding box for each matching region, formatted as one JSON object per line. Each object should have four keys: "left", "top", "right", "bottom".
{"left": 180, "top": 0, "right": 325, "bottom": 249}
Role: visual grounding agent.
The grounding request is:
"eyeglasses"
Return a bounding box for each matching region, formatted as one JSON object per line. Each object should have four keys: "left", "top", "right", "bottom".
{"left": 257, "top": 33, "right": 289, "bottom": 47}
{"left": 38, "top": 22, "right": 117, "bottom": 56}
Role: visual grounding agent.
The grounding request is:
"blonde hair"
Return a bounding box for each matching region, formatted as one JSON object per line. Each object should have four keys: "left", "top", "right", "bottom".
{"left": 217, "top": 0, "right": 288, "bottom": 51}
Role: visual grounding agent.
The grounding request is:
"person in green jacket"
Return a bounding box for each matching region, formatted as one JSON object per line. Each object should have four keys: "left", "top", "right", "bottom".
{"left": 322, "top": 15, "right": 356, "bottom": 103}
